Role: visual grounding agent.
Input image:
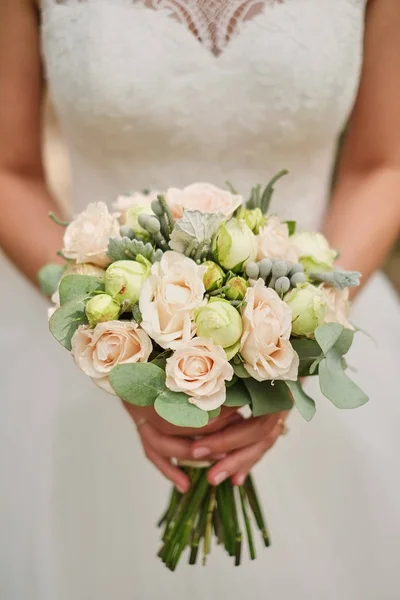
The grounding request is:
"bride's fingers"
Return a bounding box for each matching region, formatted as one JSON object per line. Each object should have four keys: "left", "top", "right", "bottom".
{"left": 143, "top": 445, "right": 191, "bottom": 493}
{"left": 207, "top": 441, "right": 269, "bottom": 486}
{"left": 139, "top": 421, "right": 193, "bottom": 460}
{"left": 190, "top": 414, "right": 279, "bottom": 458}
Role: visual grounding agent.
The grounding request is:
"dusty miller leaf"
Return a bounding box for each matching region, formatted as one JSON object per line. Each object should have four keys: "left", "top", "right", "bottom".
{"left": 107, "top": 237, "right": 159, "bottom": 263}
{"left": 309, "top": 268, "right": 361, "bottom": 290}
{"left": 169, "top": 211, "right": 224, "bottom": 253}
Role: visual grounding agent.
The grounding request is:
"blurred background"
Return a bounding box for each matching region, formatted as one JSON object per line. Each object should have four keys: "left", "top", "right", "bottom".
{"left": 43, "top": 98, "right": 400, "bottom": 294}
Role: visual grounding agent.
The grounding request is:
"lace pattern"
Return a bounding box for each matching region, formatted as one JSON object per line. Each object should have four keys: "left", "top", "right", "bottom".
{"left": 54, "top": 0, "right": 282, "bottom": 56}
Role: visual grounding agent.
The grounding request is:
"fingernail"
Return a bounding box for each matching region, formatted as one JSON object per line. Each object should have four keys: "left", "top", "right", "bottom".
{"left": 235, "top": 474, "right": 246, "bottom": 486}
{"left": 176, "top": 484, "right": 188, "bottom": 494}
{"left": 193, "top": 447, "right": 211, "bottom": 459}
{"left": 213, "top": 471, "right": 228, "bottom": 485}
{"left": 214, "top": 453, "right": 226, "bottom": 460}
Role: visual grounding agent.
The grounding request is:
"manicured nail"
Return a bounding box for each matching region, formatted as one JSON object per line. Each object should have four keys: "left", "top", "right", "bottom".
{"left": 235, "top": 474, "right": 246, "bottom": 486}
{"left": 213, "top": 471, "right": 228, "bottom": 485}
{"left": 176, "top": 484, "right": 187, "bottom": 494}
{"left": 214, "top": 453, "right": 227, "bottom": 460}
{"left": 193, "top": 447, "right": 211, "bottom": 459}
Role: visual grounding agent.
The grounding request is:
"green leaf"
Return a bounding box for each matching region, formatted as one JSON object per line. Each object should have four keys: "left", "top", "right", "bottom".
{"left": 109, "top": 363, "right": 166, "bottom": 406}
{"left": 154, "top": 390, "right": 209, "bottom": 428}
{"left": 243, "top": 379, "right": 293, "bottom": 416}
{"left": 285, "top": 381, "right": 316, "bottom": 421}
{"left": 319, "top": 350, "right": 369, "bottom": 409}
{"left": 285, "top": 220, "right": 296, "bottom": 236}
{"left": 291, "top": 338, "right": 323, "bottom": 377}
{"left": 38, "top": 263, "right": 66, "bottom": 296}
{"left": 260, "top": 169, "right": 289, "bottom": 214}
{"left": 49, "top": 296, "right": 88, "bottom": 350}
{"left": 232, "top": 362, "right": 251, "bottom": 379}
{"left": 58, "top": 274, "right": 105, "bottom": 306}
{"left": 315, "top": 323, "right": 354, "bottom": 357}
{"left": 208, "top": 407, "right": 221, "bottom": 419}
{"left": 225, "top": 380, "right": 251, "bottom": 407}
{"left": 107, "top": 237, "right": 159, "bottom": 263}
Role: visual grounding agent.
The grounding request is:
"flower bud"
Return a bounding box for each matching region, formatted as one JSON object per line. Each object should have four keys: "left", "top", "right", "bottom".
{"left": 105, "top": 259, "right": 150, "bottom": 310}
{"left": 236, "top": 206, "right": 266, "bottom": 234}
{"left": 202, "top": 261, "right": 225, "bottom": 292}
{"left": 284, "top": 283, "right": 327, "bottom": 338}
{"left": 225, "top": 276, "right": 248, "bottom": 301}
{"left": 85, "top": 294, "right": 120, "bottom": 327}
{"left": 291, "top": 232, "right": 337, "bottom": 273}
{"left": 213, "top": 218, "right": 257, "bottom": 272}
{"left": 195, "top": 298, "right": 243, "bottom": 348}
{"left": 125, "top": 204, "right": 154, "bottom": 241}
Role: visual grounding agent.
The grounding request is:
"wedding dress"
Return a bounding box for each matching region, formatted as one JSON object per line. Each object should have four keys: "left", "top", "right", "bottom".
{"left": 1, "top": 0, "right": 400, "bottom": 598}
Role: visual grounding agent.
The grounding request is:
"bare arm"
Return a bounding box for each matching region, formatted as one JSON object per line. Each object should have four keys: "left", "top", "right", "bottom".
{"left": 324, "top": 0, "right": 400, "bottom": 291}
{"left": 0, "top": 0, "right": 64, "bottom": 286}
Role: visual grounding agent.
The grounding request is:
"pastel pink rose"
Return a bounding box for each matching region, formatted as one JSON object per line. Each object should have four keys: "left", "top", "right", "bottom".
{"left": 62, "top": 202, "right": 120, "bottom": 267}
{"left": 257, "top": 216, "right": 299, "bottom": 262}
{"left": 71, "top": 321, "right": 152, "bottom": 394}
{"left": 139, "top": 251, "right": 206, "bottom": 349}
{"left": 321, "top": 284, "right": 354, "bottom": 330}
{"left": 166, "top": 337, "right": 234, "bottom": 411}
{"left": 241, "top": 279, "right": 299, "bottom": 381}
{"left": 166, "top": 183, "right": 242, "bottom": 221}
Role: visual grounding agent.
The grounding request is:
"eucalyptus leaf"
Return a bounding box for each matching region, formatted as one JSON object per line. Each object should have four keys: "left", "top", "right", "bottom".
{"left": 58, "top": 274, "right": 105, "bottom": 306}
{"left": 154, "top": 390, "right": 209, "bottom": 428}
{"left": 109, "top": 363, "right": 166, "bottom": 406}
{"left": 169, "top": 211, "right": 224, "bottom": 254}
{"left": 38, "top": 263, "right": 66, "bottom": 296}
{"left": 243, "top": 379, "right": 293, "bottom": 417}
{"left": 225, "top": 380, "right": 251, "bottom": 407}
{"left": 285, "top": 381, "right": 316, "bottom": 421}
{"left": 107, "top": 237, "right": 158, "bottom": 263}
{"left": 208, "top": 407, "right": 221, "bottom": 419}
{"left": 319, "top": 350, "right": 369, "bottom": 409}
{"left": 49, "top": 296, "right": 88, "bottom": 350}
{"left": 232, "top": 362, "right": 251, "bottom": 379}
{"left": 315, "top": 323, "right": 354, "bottom": 356}
{"left": 291, "top": 338, "right": 323, "bottom": 377}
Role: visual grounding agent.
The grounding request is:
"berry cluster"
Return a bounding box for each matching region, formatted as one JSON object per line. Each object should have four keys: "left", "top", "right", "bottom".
{"left": 245, "top": 258, "right": 306, "bottom": 294}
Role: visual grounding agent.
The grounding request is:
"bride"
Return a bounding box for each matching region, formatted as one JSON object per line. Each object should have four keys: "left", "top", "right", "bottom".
{"left": 1, "top": 0, "right": 399, "bottom": 598}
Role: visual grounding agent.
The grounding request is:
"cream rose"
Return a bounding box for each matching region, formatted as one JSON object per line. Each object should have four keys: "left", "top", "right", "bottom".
{"left": 112, "top": 190, "right": 160, "bottom": 218}
{"left": 257, "top": 216, "right": 299, "bottom": 263}
{"left": 166, "top": 183, "right": 242, "bottom": 221}
{"left": 139, "top": 251, "right": 206, "bottom": 349}
{"left": 166, "top": 338, "right": 234, "bottom": 411}
{"left": 241, "top": 279, "right": 299, "bottom": 381}
{"left": 71, "top": 321, "right": 152, "bottom": 394}
{"left": 62, "top": 202, "right": 120, "bottom": 267}
{"left": 321, "top": 284, "right": 354, "bottom": 330}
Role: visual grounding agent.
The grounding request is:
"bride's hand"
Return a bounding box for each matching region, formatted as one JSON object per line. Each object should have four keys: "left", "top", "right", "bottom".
{"left": 123, "top": 402, "right": 241, "bottom": 493}
{"left": 191, "top": 411, "right": 289, "bottom": 487}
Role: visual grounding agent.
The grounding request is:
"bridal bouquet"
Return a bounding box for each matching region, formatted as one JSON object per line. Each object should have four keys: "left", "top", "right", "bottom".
{"left": 40, "top": 171, "right": 368, "bottom": 570}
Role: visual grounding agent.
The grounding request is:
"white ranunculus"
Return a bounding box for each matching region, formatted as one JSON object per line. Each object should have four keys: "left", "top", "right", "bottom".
{"left": 213, "top": 218, "right": 258, "bottom": 271}
{"left": 105, "top": 259, "right": 151, "bottom": 309}
{"left": 291, "top": 231, "right": 337, "bottom": 272}
{"left": 257, "top": 216, "right": 299, "bottom": 262}
{"left": 195, "top": 298, "right": 243, "bottom": 348}
{"left": 166, "top": 183, "right": 242, "bottom": 221}
{"left": 62, "top": 202, "right": 120, "bottom": 267}
{"left": 320, "top": 284, "right": 354, "bottom": 330}
{"left": 166, "top": 337, "right": 234, "bottom": 411}
{"left": 241, "top": 279, "right": 299, "bottom": 381}
{"left": 139, "top": 251, "right": 206, "bottom": 349}
{"left": 71, "top": 321, "right": 152, "bottom": 394}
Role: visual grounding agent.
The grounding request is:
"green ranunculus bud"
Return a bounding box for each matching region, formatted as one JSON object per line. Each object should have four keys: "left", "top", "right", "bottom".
{"left": 105, "top": 259, "right": 150, "bottom": 310}
{"left": 85, "top": 294, "right": 120, "bottom": 327}
{"left": 284, "top": 283, "right": 328, "bottom": 338}
{"left": 195, "top": 298, "right": 243, "bottom": 348}
{"left": 125, "top": 204, "right": 154, "bottom": 241}
{"left": 225, "top": 276, "right": 248, "bottom": 301}
{"left": 236, "top": 206, "right": 266, "bottom": 234}
{"left": 202, "top": 261, "right": 225, "bottom": 292}
{"left": 213, "top": 218, "right": 257, "bottom": 273}
{"left": 291, "top": 232, "right": 337, "bottom": 273}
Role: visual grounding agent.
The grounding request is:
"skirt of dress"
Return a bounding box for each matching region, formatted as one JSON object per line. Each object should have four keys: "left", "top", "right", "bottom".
{"left": 1, "top": 252, "right": 399, "bottom": 600}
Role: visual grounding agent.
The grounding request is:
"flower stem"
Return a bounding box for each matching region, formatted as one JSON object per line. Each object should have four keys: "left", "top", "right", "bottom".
{"left": 239, "top": 486, "right": 256, "bottom": 560}
{"left": 244, "top": 475, "right": 270, "bottom": 547}
{"left": 203, "top": 486, "right": 216, "bottom": 565}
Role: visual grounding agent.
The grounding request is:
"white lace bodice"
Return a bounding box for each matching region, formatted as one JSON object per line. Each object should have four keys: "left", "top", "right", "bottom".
{"left": 41, "top": 0, "right": 367, "bottom": 229}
